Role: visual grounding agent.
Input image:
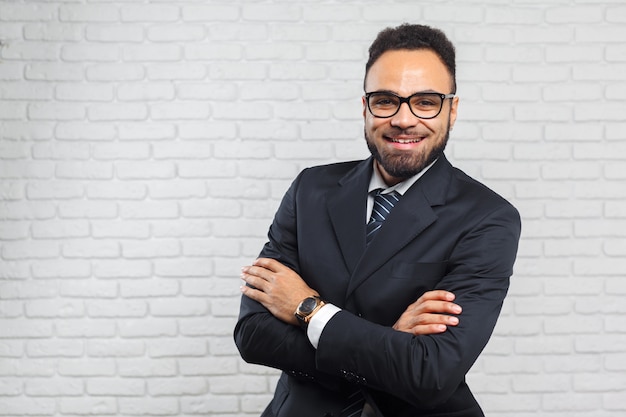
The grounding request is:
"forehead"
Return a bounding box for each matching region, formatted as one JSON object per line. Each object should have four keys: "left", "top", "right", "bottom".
{"left": 365, "top": 49, "right": 453, "bottom": 94}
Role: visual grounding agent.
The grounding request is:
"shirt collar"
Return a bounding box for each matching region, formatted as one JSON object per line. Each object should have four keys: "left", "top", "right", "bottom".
{"left": 368, "top": 158, "right": 438, "bottom": 196}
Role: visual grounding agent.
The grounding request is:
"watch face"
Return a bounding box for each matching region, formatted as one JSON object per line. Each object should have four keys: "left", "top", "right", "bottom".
{"left": 300, "top": 297, "right": 318, "bottom": 314}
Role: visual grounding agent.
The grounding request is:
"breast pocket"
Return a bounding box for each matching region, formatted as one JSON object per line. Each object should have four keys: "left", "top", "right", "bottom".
{"left": 391, "top": 261, "right": 448, "bottom": 287}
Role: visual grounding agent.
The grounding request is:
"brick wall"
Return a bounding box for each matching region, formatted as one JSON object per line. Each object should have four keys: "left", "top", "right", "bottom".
{"left": 1, "top": 1, "right": 625, "bottom": 416}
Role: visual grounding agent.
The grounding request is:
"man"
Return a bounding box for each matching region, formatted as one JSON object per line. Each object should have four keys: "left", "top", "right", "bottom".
{"left": 234, "top": 24, "right": 521, "bottom": 417}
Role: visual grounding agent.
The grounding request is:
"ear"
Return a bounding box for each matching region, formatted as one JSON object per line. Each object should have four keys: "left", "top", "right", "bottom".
{"left": 362, "top": 95, "right": 367, "bottom": 119}
{"left": 449, "top": 96, "right": 459, "bottom": 130}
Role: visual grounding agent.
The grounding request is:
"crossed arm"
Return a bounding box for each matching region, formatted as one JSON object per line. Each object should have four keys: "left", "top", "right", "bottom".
{"left": 240, "top": 257, "right": 462, "bottom": 336}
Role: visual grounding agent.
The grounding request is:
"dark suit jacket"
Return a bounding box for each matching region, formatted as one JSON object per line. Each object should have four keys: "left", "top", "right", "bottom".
{"left": 234, "top": 155, "right": 521, "bottom": 417}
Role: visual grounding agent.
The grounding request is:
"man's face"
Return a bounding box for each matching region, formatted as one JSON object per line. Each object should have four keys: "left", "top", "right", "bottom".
{"left": 363, "top": 49, "right": 459, "bottom": 186}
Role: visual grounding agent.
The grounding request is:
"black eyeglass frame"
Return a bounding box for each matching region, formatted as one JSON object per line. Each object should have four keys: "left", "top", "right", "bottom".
{"left": 364, "top": 91, "right": 456, "bottom": 120}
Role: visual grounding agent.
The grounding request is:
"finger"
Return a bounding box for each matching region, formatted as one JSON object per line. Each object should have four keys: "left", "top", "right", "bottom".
{"left": 242, "top": 265, "right": 274, "bottom": 282}
{"left": 240, "top": 282, "right": 267, "bottom": 303}
{"left": 418, "top": 290, "right": 456, "bottom": 303}
{"left": 414, "top": 312, "right": 459, "bottom": 327}
{"left": 410, "top": 324, "right": 448, "bottom": 335}
{"left": 252, "top": 258, "right": 283, "bottom": 272}
{"left": 241, "top": 270, "right": 269, "bottom": 291}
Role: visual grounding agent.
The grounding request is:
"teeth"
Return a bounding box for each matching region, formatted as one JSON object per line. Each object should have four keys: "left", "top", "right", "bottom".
{"left": 390, "top": 138, "right": 421, "bottom": 144}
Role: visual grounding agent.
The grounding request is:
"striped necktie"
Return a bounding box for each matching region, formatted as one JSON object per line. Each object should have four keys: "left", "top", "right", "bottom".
{"left": 366, "top": 189, "right": 400, "bottom": 244}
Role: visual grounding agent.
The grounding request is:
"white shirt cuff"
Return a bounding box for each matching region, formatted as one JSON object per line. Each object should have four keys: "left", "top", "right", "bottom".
{"left": 306, "top": 303, "right": 341, "bottom": 349}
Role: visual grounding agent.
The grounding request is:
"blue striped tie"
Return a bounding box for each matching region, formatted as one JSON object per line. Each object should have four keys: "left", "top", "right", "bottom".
{"left": 366, "top": 189, "right": 400, "bottom": 244}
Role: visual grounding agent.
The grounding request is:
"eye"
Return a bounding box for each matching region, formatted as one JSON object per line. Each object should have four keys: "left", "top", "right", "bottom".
{"left": 412, "top": 95, "right": 440, "bottom": 108}
{"left": 371, "top": 94, "right": 398, "bottom": 107}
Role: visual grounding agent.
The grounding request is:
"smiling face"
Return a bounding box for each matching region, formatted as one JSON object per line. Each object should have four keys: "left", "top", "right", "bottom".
{"left": 363, "top": 49, "right": 459, "bottom": 186}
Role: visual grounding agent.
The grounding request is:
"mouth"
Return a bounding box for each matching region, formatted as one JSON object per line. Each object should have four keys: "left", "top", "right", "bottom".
{"left": 384, "top": 135, "right": 425, "bottom": 145}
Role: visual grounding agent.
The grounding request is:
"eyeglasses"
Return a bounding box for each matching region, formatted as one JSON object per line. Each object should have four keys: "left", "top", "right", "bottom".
{"left": 365, "top": 91, "right": 455, "bottom": 119}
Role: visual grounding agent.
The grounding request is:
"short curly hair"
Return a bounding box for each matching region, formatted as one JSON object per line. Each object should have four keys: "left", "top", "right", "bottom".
{"left": 365, "top": 24, "right": 456, "bottom": 93}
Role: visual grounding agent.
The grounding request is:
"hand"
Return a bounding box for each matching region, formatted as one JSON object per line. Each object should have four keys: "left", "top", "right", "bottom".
{"left": 240, "top": 258, "right": 317, "bottom": 326}
{"left": 393, "top": 290, "right": 462, "bottom": 335}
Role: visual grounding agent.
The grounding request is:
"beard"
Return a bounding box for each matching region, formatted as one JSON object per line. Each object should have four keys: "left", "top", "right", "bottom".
{"left": 365, "top": 122, "right": 450, "bottom": 181}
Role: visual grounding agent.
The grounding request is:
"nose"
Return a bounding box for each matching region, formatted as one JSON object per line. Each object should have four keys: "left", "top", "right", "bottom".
{"left": 390, "top": 101, "right": 419, "bottom": 129}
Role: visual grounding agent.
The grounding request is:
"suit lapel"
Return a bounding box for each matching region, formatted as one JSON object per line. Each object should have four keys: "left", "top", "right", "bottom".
{"left": 326, "top": 159, "right": 372, "bottom": 275}
{"left": 345, "top": 156, "right": 453, "bottom": 298}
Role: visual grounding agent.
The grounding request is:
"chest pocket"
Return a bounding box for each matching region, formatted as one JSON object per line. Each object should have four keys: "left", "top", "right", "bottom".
{"left": 391, "top": 261, "right": 448, "bottom": 285}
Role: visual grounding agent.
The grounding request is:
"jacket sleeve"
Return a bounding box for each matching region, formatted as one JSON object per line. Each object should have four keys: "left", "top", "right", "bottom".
{"left": 233, "top": 170, "right": 343, "bottom": 390}
{"left": 314, "top": 203, "right": 521, "bottom": 408}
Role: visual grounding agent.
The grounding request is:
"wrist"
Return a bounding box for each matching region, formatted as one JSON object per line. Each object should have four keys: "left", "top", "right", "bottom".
{"left": 294, "top": 295, "right": 326, "bottom": 329}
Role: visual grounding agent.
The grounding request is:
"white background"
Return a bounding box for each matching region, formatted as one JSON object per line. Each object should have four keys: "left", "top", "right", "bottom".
{"left": 1, "top": 0, "right": 625, "bottom": 416}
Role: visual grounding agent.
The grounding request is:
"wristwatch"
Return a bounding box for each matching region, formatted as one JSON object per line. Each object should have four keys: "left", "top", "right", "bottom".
{"left": 294, "top": 296, "right": 326, "bottom": 329}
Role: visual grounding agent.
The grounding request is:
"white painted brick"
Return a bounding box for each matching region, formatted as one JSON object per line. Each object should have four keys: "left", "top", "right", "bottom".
{"left": 85, "top": 24, "right": 143, "bottom": 42}
{"left": 26, "top": 340, "right": 83, "bottom": 358}
{"left": 0, "top": 280, "right": 57, "bottom": 299}
{"left": 543, "top": 393, "right": 602, "bottom": 412}
{"left": 24, "top": 23, "right": 83, "bottom": 42}
{"left": 26, "top": 181, "right": 80, "bottom": 201}
{"left": 150, "top": 102, "right": 210, "bottom": 120}
{"left": 87, "top": 182, "right": 147, "bottom": 200}
{"left": 31, "top": 259, "right": 91, "bottom": 279}
{"left": 544, "top": 354, "right": 602, "bottom": 373}
{"left": 88, "top": 103, "right": 148, "bottom": 121}
{"left": 28, "top": 102, "right": 86, "bottom": 120}
{"left": 147, "top": 24, "right": 205, "bottom": 42}
{"left": 148, "top": 338, "right": 207, "bottom": 358}
{"left": 92, "top": 259, "right": 152, "bottom": 279}
{"left": 152, "top": 219, "right": 212, "bottom": 238}
{"left": 0, "top": 319, "right": 53, "bottom": 338}
{"left": 0, "top": 300, "right": 22, "bottom": 318}
{"left": 154, "top": 259, "right": 213, "bottom": 278}
{"left": 119, "top": 201, "right": 179, "bottom": 220}
{"left": 0, "top": 398, "right": 56, "bottom": 415}
{"left": 180, "top": 394, "right": 238, "bottom": 414}
{"left": 87, "top": 340, "right": 145, "bottom": 358}
{"left": 59, "top": 397, "right": 116, "bottom": 415}
{"left": 605, "top": 353, "right": 626, "bottom": 371}
{"left": 181, "top": 199, "right": 240, "bottom": 219}
{"left": 86, "top": 63, "right": 145, "bottom": 81}
{"left": 117, "top": 358, "right": 177, "bottom": 377}
{"left": 186, "top": 43, "right": 243, "bottom": 61}
{"left": 116, "top": 161, "right": 176, "bottom": 180}
{"left": 59, "top": 279, "right": 117, "bottom": 299}
{"left": 513, "top": 374, "right": 571, "bottom": 393}
{"left": 25, "top": 63, "right": 84, "bottom": 81}
{"left": 546, "top": 6, "right": 604, "bottom": 23}
{"left": 122, "top": 44, "right": 182, "bottom": 62}
{"left": 0, "top": 102, "right": 24, "bottom": 121}
{"left": 120, "top": 278, "right": 178, "bottom": 299}
{"left": 0, "top": 62, "right": 23, "bottom": 81}
{"left": 55, "top": 83, "right": 115, "bottom": 102}
{"left": 117, "top": 82, "right": 175, "bottom": 101}
{"left": 59, "top": 4, "right": 119, "bottom": 22}
{"left": 178, "top": 356, "right": 238, "bottom": 376}
{"left": 0, "top": 201, "right": 53, "bottom": 220}
{"left": 181, "top": 5, "right": 239, "bottom": 22}
{"left": 1, "top": 81, "right": 53, "bottom": 100}
{"left": 148, "top": 377, "right": 207, "bottom": 396}
{"left": 2, "top": 42, "right": 60, "bottom": 61}
{"left": 119, "top": 398, "right": 180, "bottom": 415}
{"left": 121, "top": 5, "right": 180, "bottom": 22}
{"left": 178, "top": 160, "right": 237, "bottom": 179}
{"left": 61, "top": 44, "right": 119, "bottom": 62}
{"left": 147, "top": 62, "right": 206, "bottom": 80}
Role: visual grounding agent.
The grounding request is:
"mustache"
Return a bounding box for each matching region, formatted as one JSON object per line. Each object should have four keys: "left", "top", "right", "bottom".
{"left": 382, "top": 128, "right": 427, "bottom": 137}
